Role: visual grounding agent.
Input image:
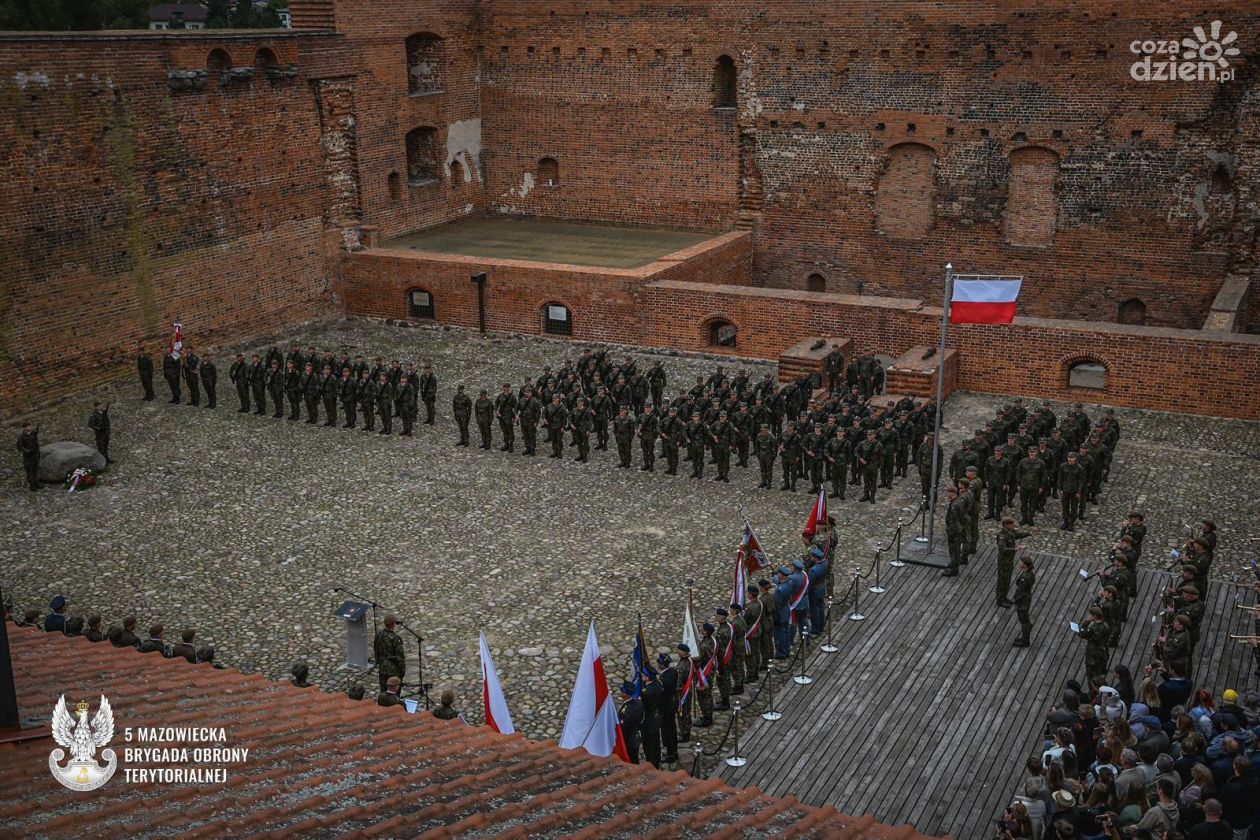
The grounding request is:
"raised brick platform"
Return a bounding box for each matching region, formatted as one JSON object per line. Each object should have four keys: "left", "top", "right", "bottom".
{"left": 884, "top": 346, "right": 958, "bottom": 401}
{"left": 778, "top": 336, "right": 851, "bottom": 385}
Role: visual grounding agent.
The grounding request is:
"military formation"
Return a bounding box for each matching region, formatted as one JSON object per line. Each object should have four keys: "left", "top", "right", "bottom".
{"left": 465, "top": 345, "right": 939, "bottom": 504}
{"left": 615, "top": 518, "right": 838, "bottom": 769}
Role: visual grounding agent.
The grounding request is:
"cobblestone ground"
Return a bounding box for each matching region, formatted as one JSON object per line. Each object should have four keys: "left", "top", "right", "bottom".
{"left": 2, "top": 320, "right": 1257, "bottom": 744}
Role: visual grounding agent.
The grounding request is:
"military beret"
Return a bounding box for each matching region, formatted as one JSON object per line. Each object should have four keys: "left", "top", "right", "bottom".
{"left": 792, "top": 559, "right": 805, "bottom": 571}
{"left": 50, "top": 595, "right": 66, "bottom": 610}
{"left": 810, "top": 547, "right": 824, "bottom": 558}
{"left": 620, "top": 681, "right": 636, "bottom": 695}
{"left": 777, "top": 565, "right": 792, "bottom": 576}
{"left": 715, "top": 608, "right": 729, "bottom": 617}
{"left": 729, "top": 602, "right": 744, "bottom": 612}
{"left": 1103, "top": 585, "right": 1117, "bottom": 594}
{"left": 758, "top": 578, "right": 770, "bottom": 587}
{"left": 702, "top": 622, "right": 715, "bottom": 633}
{"left": 657, "top": 653, "right": 672, "bottom": 667}
{"left": 1174, "top": 614, "right": 1191, "bottom": 626}
{"left": 747, "top": 585, "right": 759, "bottom": 595}
{"left": 676, "top": 643, "right": 691, "bottom": 654}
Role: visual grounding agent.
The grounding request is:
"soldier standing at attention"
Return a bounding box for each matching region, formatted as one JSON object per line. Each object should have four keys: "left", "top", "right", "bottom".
{"left": 162, "top": 348, "right": 182, "bottom": 404}
{"left": 300, "top": 362, "right": 319, "bottom": 424}
{"left": 495, "top": 383, "right": 517, "bottom": 452}
{"left": 1079, "top": 605, "right": 1110, "bottom": 686}
{"left": 517, "top": 387, "right": 540, "bottom": 455}
{"left": 543, "top": 394, "right": 567, "bottom": 459}
{"left": 712, "top": 611, "right": 734, "bottom": 712}
{"left": 825, "top": 425, "right": 849, "bottom": 499}
{"left": 686, "top": 412, "right": 707, "bottom": 480}
{"left": 285, "top": 360, "right": 304, "bottom": 421}
{"left": 1011, "top": 555, "right": 1035, "bottom": 648}
{"left": 88, "top": 402, "right": 112, "bottom": 463}
{"left": 419, "top": 364, "right": 438, "bottom": 425}
{"left": 695, "top": 626, "right": 716, "bottom": 727}
{"left": 16, "top": 422, "right": 40, "bottom": 491}
{"left": 397, "top": 374, "right": 418, "bottom": 436}
{"left": 803, "top": 422, "right": 825, "bottom": 493}
{"left": 1058, "top": 451, "right": 1085, "bottom": 530}
{"left": 856, "top": 429, "right": 882, "bottom": 503}
{"left": 825, "top": 344, "right": 845, "bottom": 393}
{"left": 778, "top": 421, "right": 800, "bottom": 491}
{"left": 612, "top": 405, "right": 635, "bottom": 468}
{"left": 657, "top": 653, "right": 680, "bottom": 767}
{"left": 373, "top": 614, "right": 406, "bottom": 692}
{"left": 1016, "top": 447, "right": 1046, "bottom": 525}
{"left": 262, "top": 359, "right": 281, "bottom": 419}
{"left": 452, "top": 385, "right": 472, "bottom": 446}
{"left": 229, "top": 353, "right": 250, "bottom": 412}
{"left": 570, "top": 396, "right": 594, "bottom": 462}
{"left": 246, "top": 355, "right": 267, "bottom": 418}
{"left": 941, "top": 486, "right": 965, "bottom": 577}
{"left": 357, "top": 369, "right": 377, "bottom": 431}
{"left": 985, "top": 447, "right": 1009, "bottom": 520}
{"left": 639, "top": 665, "right": 663, "bottom": 769}
{"left": 338, "top": 367, "right": 358, "bottom": 428}
{"left": 917, "top": 432, "right": 943, "bottom": 509}
{"left": 728, "top": 603, "right": 747, "bottom": 695}
{"left": 742, "top": 586, "right": 763, "bottom": 680}
{"left": 637, "top": 403, "right": 659, "bottom": 472}
{"left": 137, "top": 341, "right": 155, "bottom": 401}
{"left": 754, "top": 424, "right": 777, "bottom": 489}
{"left": 674, "top": 643, "right": 695, "bottom": 742}
{"left": 321, "top": 365, "right": 339, "bottom": 428}
{"left": 375, "top": 373, "right": 394, "bottom": 435}
{"left": 618, "top": 682, "right": 643, "bottom": 764}
{"left": 182, "top": 346, "right": 201, "bottom": 407}
{"left": 474, "top": 389, "right": 493, "bottom": 449}
{"left": 591, "top": 385, "right": 613, "bottom": 451}
{"left": 648, "top": 361, "right": 667, "bottom": 409}
{"left": 732, "top": 403, "right": 753, "bottom": 468}
{"left": 201, "top": 355, "right": 217, "bottom": 409}
{"left": 757, "top": 579, "right": 777, "bottom": 665}
{"left": 996, "top": 516, "right": 1033, "bottom": 607}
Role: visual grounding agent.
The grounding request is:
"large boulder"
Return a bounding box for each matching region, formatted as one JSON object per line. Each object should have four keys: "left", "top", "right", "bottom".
{"left": 37, "top": 441, "right": 106, "bottom": 484}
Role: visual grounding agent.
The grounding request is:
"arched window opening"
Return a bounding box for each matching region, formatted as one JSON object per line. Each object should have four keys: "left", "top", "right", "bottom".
{"left": 407, "top": 288, "right": 435, "bottom": 319}
{"left": 207, "top": 49, "right": 231, "bottom": 73}
{"left": 254, "top": 48, "right": 278, "bottom": 71}
{"left": 714, "top": 55, "right": 737, "bottom": 108}
{"left": 1117, "top": 298, "right": 1146, "bottom": 326}
{"left": 538, "top": 157, "right": 559, "bottom": 187}
{"left": 1067, "top": 360, "right": 1106, "bottom": 390}
{"left": 806, "top": 273, "right": 826, "bottom": 293}
{"left": 543, "top": 303, "right": 573, "bottom": 336}
{"left": 405, "top": 33, "right": 445, "bottom": 96}
{"left": 707, "top": 319, "right": 737, "bottom": 348}
{"left": 405, "top": 127, "right": 440, "bottom": 186}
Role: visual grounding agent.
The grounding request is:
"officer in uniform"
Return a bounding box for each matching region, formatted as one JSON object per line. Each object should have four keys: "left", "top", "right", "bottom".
{"left": 639, "top": 666, "right": 663, "bottom": 769}
{"left": 288, "top": 362, "right": 308, "bottom": 422}
{"left": 754, "top": 424, "right": 777, "bottom": 489}
{"left": 200, "top": 356, "right": 217, "bottom": 408}
{"left": 742, "top": 586, "right": 763, "bottom": 680}
{"left": 807, "top": 546, "right": 830, "bottom": 634}
{"left": 321, "top": 366, "right": 340, "bottom": 428}
{"left": 452, "top": 385, "right": 472, "bottom": 445}
{"left": 544, "top": 394, "right": 568, "bottom": 458}
{"left": 163, "top": 349, "right": 182, "bottom": 403}
{"left": 856, "top": 429, "right": 882, "bottom": 503}
{"left": 661, "top": 407, "right": 685, "bottom": 475}
{"left": 137, "top": 342, "right": 156, "bottom": 401}
{"left": 1016, "top": 448, "right": 1047, "bottom": 525}
{"left": 15, "top": 422, "right": 40, "bottom": 491}
{"left": 709, "top": 410, "right": 732, "bottom": 481}
{"left": 618, "top": 682, "right": 643, "bottom": 764}
{"left": 942, "top": 486, "right": 966, "bottom": 577}
{"left": 372, "top": 614, "right": 406, "bottom": 692}
{"left": 229, "top": 353, "right": 250, "bottom": 412}
{"left": 1079, "top": 605, "right": 1110, "bottom": 685}
{"left": 728, "top": 602, "right": 747, "bottom": 695}
{"left": 917, "top": 432, "right": 942, "bottom": 508}
{"left": 612, "top": 405, "right": 635, "bottom": 468}
{"left": 494, "top": 384, "right": 517, "bottom": 452}
{"left": 337, "top": 367, "right": 357, "bottom": 428}
{"left": 474, "top": 389, "right": 494, "bottom": 448}
{"left": 262, "top": 360, "right": 281, "bottom": 419}
{"left": 419, "top": 364, "right": 438, "bottom": 425}
{"left": 397, "top": 374, "right": 418, "bottom": 436}
{"left": 675, "top": 643, "right": 695, "bottom": 741}
{"left": 695, "top": 625, "right": 716, "bottom": 727}
{"left": 778, "top": 421, "right": 800, "bottom": 491}
{"left": 570, "top": 397, "right": 594, "bottom": 462}
{"left": 687, "top": 412, "right": 707, "bottom": 480}
{"left": 242, "top": 354, "right": 263, "bottom": 417}
{"left": 518, "top": 387, "right": 541, "bottom": 455}
{"left": 637, "top": 404, "right": 659, "bottom": 472}
{"left": 374, "top": 373, "right": 394, "bottom": 435}
{"left": 1012, "top": 556, "right": 1035, "bottom": 647}
{"left": 985, "top": 447, "right": 1010, "bottom": 519}
{"left": 591, "top": 385, "right": 614, "bottom": 451}
{"left": 1057, "top": 451, "right": 1084, "bottom": 530}
{"left": 825, "top": 426, "right": 849, "bottom": 499}
{"left": 88, "top": 402, "right": 112, "bottom": 462}
{"left": 995, "top": 516, "right": 1032, "bottom": 606}
{"left": 182, "top": 347, "right": 202, "bottom": 406}
{"left": 657, "top": 653, "right": 680, "bottom": 766}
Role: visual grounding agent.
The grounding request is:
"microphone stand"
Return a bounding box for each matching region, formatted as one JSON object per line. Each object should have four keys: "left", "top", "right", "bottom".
{"left": 398, "top": 621, "right": 430, "bottom": 709}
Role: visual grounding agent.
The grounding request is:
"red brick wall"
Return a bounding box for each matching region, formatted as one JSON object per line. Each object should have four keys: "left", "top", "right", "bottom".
{"left": 0, "top": 33, "right": 346, "bottom": 415}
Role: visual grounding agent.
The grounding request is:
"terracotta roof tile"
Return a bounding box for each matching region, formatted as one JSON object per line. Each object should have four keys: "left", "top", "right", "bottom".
{"left": 3, "top": 625, "right": 946, "bottom": 838}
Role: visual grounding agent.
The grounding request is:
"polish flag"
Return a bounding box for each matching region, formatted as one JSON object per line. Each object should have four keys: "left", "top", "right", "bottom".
{"left": 479, "top": 631, "right": 515, "bottom": 735}
{"left": 950, "top": 277, "right": 1023, "bottom": 324}
{"left": 558, "top": 622, "right": 630, "bottom": 762}
{"left": 803, "top": 488, "right": 828, "bottom": 539}
{"left": 170, "top": 323, "right": 184, "bottom": 358}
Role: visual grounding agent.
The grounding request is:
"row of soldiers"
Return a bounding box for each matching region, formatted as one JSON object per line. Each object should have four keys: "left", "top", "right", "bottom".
{"left": 945, "top": 398, "right": 1122, "bottom": 530}
{"left": 1076, "top": 519, "right": 1218, "bottom": 688}
{"left": 616, "top": 523, "right": 838, "bottom": 769}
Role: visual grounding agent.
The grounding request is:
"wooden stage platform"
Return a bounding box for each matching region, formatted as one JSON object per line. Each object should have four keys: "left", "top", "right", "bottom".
{"left": 717, "top": 544, "right": 1255, "bottom": 839}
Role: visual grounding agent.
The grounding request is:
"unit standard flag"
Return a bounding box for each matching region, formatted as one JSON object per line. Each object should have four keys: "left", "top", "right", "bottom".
{"left": 558, "top": 622, "right": 630, "bottom": 762}
{"left": 170, "top": 322, "right": 184, "bottom": 358}
{"left": 479, "top": 630, "right": 515, "bottom": 735}
{"left": 731, "top": 522, "right": 769, "bottom": 608}
{"left": 950, "top": 277, "right": 1023, "bottom": 324}
{"left": 803, "top": 488, "right": 828, "bottom": 540}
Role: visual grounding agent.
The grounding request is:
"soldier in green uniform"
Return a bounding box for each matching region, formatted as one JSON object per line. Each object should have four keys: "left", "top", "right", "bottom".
{"left": 675, "top": 643, "right": 695, "bottom": 740}
{"left": 1161, "top": 614, "right": 1193, "bottom": 678}
{"left": 942, "top": 486, "right": 966, "bottom": 577}
{"left": 825, "top": 425, "right": 849, "bottom": 499}
{"left": 495, "top": 384, "right": 517, "bottom": 452}
{"left": 1057, "top": 451, "right": 1085, "bottom": 530}
{"left": 742, "top": 586, "right": 762, "bottom": 680}
{"left": 452, "top": 385, "right": 472, "bottom": 446}
{"left": 374, "top": 373, "right": 394, "bottom": 434}
{"left": 778, "top": 421, "right": 801, "bottom": 490}
{"left": 518, "top": 387, "right": 541, "bottom": 455}
{"left": 801, "top": 422, "right": 824, "bottom": 493}
{"left": 962, "top": 468, "right": 983, "bottom": 564}
{"left": 1102, "top": 555, "right": 1132, "bottom": 622}
{"left": 570, "top": 397, "right": 594, "bottom": 462}
{"left": 337, "top": 367, "right": 357, "bottom": 428}
{"left": 1099, "top": 585, "right": 1124, "bottom": 648}
{"left": 1016, "top": 448, "right": 1046, "bottom": 525}
{"left": 917, "top": 432, "right": 942, "bottom": 509}
{"left": 825, "top": 345, "right": 845, "bottom": 392}
{"left": 728, "top": 602, "right": 747, "bottom": 694}
{"left": 856, "top": 429, "right": 882, "bottom": 503}
{"left": 471, "top": 389, "right": 492, "bottom": 448}
{"left": 695, "top": 626, "right": 716, "bottom": 727}
{"left": 712, "top": 610, "right": 733, "bottom": 711}
{"left": 754, "top": 425, "right": 777, "bottom": 489}
{"left": 709, "top": 410, "right": 732, "bottom": 482}
{"left": 418, "top": 364, "right": 437, "bottom": 425}
{"left": 687, "top": 412, "right": 707, "bottom": 479}
{"left": 996, "top": 516, "right": 1032, "bottom": 606}
{"left": 1079, "top": 605, "right": 1110, "bottom": 685}
{"left": 1175, "top": 586, "right": 1205, "bottom": 652}
{"left": 1012, "top": 555, "right": 1035, "bottom": 647}
{"left": 373, "top": 614, "right": 406, "bottom": 692}
{"left": 637, "top": 403, "right": 659, "bottom": 472}
{"left": 544, "top": 393, "right": 567, "bottom": 458}
{"left": 591, "top": 385, "right": 614, "bottom": 451}
{"left": 285, "top": 361, "right": 304, "bottom": 422}
{"left": 612, "top": 405, "right": 636, "bottom": 468}
{"left": 877, "top": 419, "right": 898, "bottom": 489}
{"left": 757, "top": 579, "right": 776, "bottom": 666}
{"left": 985, "top": 447, "right": 1010, "bottom": 520}
{"left": 302, "top": 362, "right": 322, "bottom": 424}
{"left": 661, "top": 407, "right": 686, "bottom": 475}
{"left": 229, "top": 353, "right": 250, "bottom": 412}
{"left": 397, "top": 374, "right": 418, "bottom": 436}
{"left": 15, "top": 422, "right": 40, "bottom": 491}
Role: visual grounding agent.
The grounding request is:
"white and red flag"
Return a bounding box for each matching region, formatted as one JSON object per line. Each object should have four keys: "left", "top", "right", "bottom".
{"left": 170, "top": 322, "right": 184, "bottom": 358}
{"left": 558, "top": 622, "right": 630, "bottom": 762}
{"left": 950, "top": 277, "right": 1023, "bottom": 324}
{"left": 731, "top": 521, "right": 769, "bottom": 608}
{"left": 803, "top": 488, "right": 828, "bottom": 540}
{"left": 478, "top": 631, "right": 515, "bottom": 735}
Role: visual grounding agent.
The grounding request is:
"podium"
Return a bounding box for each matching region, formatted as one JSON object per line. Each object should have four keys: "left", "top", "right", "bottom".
{"left": 335, "top": 601, "right": 371, "bottom": 670}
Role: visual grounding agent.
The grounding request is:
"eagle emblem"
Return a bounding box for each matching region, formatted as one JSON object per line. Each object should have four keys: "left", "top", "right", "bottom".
{"left": 49, "top": 694, "right": 117, "bottom": 791}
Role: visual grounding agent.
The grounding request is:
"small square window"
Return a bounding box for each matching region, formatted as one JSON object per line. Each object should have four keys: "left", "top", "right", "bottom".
{"left": 408, "top": 289, "right": 435, "bottom": 319}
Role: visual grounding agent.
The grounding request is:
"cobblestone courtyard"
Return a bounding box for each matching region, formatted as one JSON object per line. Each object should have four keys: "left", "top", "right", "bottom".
{"left": 3, "top": 321, "right": 1258, "bottom": 740}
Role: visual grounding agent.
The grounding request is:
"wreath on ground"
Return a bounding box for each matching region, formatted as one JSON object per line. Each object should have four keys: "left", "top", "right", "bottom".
{"left": 66, "top": 467, "right": 97, "bottom": 493}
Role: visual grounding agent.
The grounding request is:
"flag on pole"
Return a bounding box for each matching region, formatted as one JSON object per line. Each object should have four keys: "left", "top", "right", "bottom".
{"left": 731, "top": 521, "right": 770, "bottom": 608}
{"left": 949, "top": 277, "right": 1023, "bottom": 324}
{"left": 803, "top": 487, "right": 828, "bottom": 539}
{"left": 682, "top": 594, "right": 700, "bottom": 658}
{"left": 631, "top": 618, "right": 648, "bottom": 699}
{"left": 558, "top": 622, "right": 630, "bottom": 762}
{"left": 478, "top": 630, "right": 515, "bottom": 735}
{"left": 170, "top": 323, "right": 184, "bottom": 359}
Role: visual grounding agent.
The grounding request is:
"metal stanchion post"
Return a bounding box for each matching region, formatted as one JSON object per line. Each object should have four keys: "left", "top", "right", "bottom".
{"left": 849, "top": 573, "right": 866, "bottom": 621}
{"left": 869, "top": 551, "right": 887, "bottom": 594}
{"left": 914, "top": 502, "right": 929, "bottom": 544}
{"left": 793, "top": 632, "right": 813, "bottom": 685}
{"left": 820, "top": 595, "right": 838, "bottom": 653}
{"left": 761, "top": 669, "right": 782, "bottom": 721}
{"left": 725, "top": 702, "right": 747, "bottom": 767}
{"left": 890, "top": 521, "right": 906, "bottom": 567}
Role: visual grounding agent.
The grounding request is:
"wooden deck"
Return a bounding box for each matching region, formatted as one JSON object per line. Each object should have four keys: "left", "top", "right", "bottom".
{"left": 717, "top": 545, "right": 1255, "bottom": 839}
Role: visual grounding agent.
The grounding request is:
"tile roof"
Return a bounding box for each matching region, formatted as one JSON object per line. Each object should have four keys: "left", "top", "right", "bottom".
{"left": 2, "top": 625, "right": 943, "bottom": 839}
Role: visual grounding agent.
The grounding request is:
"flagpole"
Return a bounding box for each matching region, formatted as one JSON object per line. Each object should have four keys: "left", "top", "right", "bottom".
{"left": 924, "top": 263, "right": 953, "bottom": 552}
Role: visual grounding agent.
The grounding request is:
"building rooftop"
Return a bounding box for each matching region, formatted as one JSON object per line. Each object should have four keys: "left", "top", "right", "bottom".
{"left": 148, "top": 3, "right": 211, "bottom": 23}
{"left": 1, "top": 624, "right": 941, "bottom": 838}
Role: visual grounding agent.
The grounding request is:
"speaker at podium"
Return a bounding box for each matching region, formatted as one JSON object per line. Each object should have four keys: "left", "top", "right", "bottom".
{"left": 335, "top": 601, "right": 371, "bottom": 671}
